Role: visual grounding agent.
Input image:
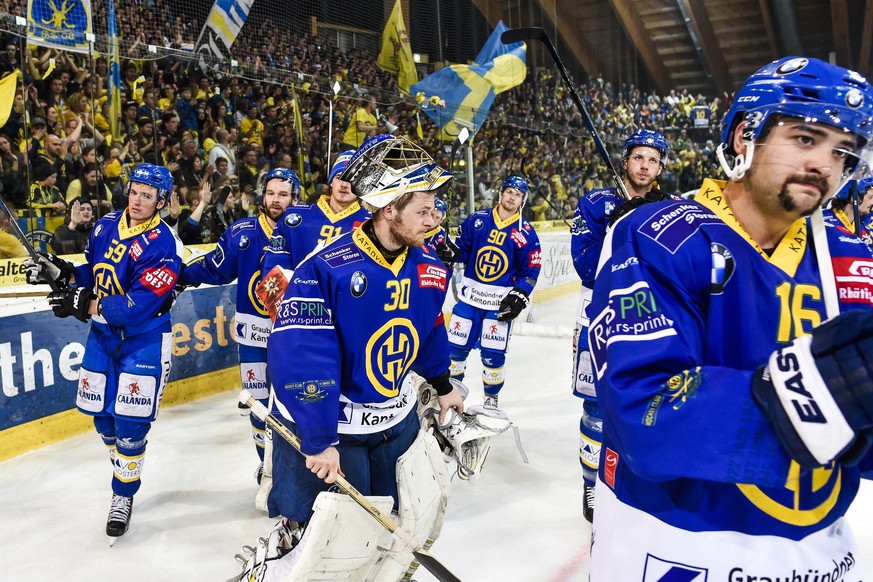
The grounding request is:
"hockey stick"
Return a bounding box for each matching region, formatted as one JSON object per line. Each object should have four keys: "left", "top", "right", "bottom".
{"left": 238, "top": 391, "right": 463, "bottom": 582}
{"left": 0, "top": 194, "right": 62, "bottom": 292}
{"left": 0, "top": 291, "right": 51, "bottom": 299}
{"left": 851, "top": 180, "right": 862, "bottom": 236}
{"left": 501, "top": 27, "right": 630, "bottom": 201}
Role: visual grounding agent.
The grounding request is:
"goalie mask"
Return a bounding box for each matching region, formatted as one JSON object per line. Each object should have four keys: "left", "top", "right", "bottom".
{"left": 339, "top": 134, "right": 452, "bottom": 208}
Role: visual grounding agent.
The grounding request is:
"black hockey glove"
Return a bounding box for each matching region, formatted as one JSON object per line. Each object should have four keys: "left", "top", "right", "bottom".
{"left": 752, "top": 309, "right": 873, "bottom": 468}
{"left": 608, "top": 188, "right": 670, "bottom": 227}
{"left": 48, "top": 287, "right": 95, "bottom": 322}
{"left": 24, "top": 252, "right": 74, "bottom": 287}
{"left": 435, "top": 238, "right": 459, "bottom": 269}
{"left": 497, "top": 288, "right": 529, "bottom": 322}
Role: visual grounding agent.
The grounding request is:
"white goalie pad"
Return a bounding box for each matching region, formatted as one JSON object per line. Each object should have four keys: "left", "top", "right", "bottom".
{"left": 362, "top": 426, "right": 452, "bottom": 582}
{"left": 229, "top": 492, "right": 395, "bottom": 582}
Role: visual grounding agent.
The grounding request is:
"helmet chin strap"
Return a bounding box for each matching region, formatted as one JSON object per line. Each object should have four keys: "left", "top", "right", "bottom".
{"left": 716, "top": 141, "right": 755, "bottom": 181}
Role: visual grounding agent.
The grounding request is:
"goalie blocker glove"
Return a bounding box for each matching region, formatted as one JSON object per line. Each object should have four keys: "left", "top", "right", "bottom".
{"left": 24, "top": 252, "right": 75, "bottom": 287}
{"left": 497, "top": 288, "right": 529, "bottom": 322}
{"left": 48, "top": 287, "right": 95, "bottom": 322}
{"left": 752, "top": 309, "right": 873, "bottom": 468}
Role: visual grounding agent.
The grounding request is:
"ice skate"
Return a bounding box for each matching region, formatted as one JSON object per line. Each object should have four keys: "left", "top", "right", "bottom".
{"left": 468, "top": 394, "right": 509, "bottom": 420}
{"left": 106, "top": 494, "right": 133, "bottom": 546}
{"left": 583, "top": 482, "right": 595, "bottom": 524}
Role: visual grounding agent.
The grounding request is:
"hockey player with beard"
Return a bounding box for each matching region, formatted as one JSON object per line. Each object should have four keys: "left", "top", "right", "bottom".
{"left": 261, "top": 150, "right": 370, "bottom": 275}
{"left": 447, "top": 176, "right": 541, "bottom": 416}
{"left": 24, "top": 163, "right": 183, "bottom": 544}
{"left": 228, "top": 134, "right": 465, "bottom": 582}
{"left": 178, "top": 168, "right": 300, "bottom": 483}
{"left": 570, "top": 128, "right": 671, "bottom": 523}
{"left": 588, "top": 57, "right": 873, "bottom": 579}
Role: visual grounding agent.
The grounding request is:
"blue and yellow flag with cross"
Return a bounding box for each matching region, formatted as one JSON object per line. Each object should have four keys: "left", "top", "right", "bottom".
{"left": 410, "top": 20, "right": 526, "bottom": 141}
{"left": 27, "top": 0, "right": 93, "bottom": 54}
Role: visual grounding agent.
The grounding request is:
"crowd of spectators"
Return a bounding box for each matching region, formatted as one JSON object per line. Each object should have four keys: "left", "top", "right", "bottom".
{"left": 0, "top": 0, "right": 730, "bottom": 253}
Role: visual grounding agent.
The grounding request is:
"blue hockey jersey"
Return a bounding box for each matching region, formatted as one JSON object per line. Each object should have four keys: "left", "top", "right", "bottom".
{"left": 454, "top": 208, "right": 541, "bottom": 310}
{"left": 268, "top": 224, "right": 451, "bottom": 455}
{"left": 589, "top": 179, "right": 873, "bottom": 544}
{"left": 571, "top": 187, "right": 620, "bottom": 287}
{"left": 182, "top": 214, "right": 275, "bottom": 347}
{"left": 424, "top": 225, "right": 448, "bottom": 249}
{"left": 262, "top": 196, "right": 369, "bottom": 274}
{"left": 74, "top": 210, "right": 183, "bottom": 335}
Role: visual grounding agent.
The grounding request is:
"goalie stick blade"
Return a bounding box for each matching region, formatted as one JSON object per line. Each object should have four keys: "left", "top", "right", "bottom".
{"left": 413, "top": 549, "right": 462, "bottom": 582}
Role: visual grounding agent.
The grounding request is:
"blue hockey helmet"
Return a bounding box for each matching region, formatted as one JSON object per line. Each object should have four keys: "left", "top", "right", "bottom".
{"left": 128, "top": 163, "right": 173, "bottom": 203}
{"left": 261, "top": 167, "right": 301, "bottom": 202}
{"left": 622, "top": 129, "right": 669, "bottom": 165}
{"left": 835, "top": 176, "right": 873, "bottom": 200}
{"left": 340, "top": 134, "right": 452, "bottom": 208}
{"left": 721, "top": 57, "right": 873, "bottom": 157}
{"left": 433, "top": 198, "right": 447, "bottom": 215}
{"left": 328, "top": 150, "right": 355, "bottom": 184}
{"left": 502, "top": 175, "right": 529, "bottom": 198}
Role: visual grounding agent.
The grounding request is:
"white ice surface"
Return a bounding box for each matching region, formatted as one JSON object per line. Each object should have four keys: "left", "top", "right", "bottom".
{"left": 1, "top": 335, "right": 870, "bottom": 581}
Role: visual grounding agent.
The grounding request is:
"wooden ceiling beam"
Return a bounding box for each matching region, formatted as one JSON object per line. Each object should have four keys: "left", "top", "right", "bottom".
{"left": 532, "top": 0, "right": 608, "bottom": 82}
{"left": 830, "top": 0, "right": 852, "bottom": 68}
{"left": 756, "top": 0, "right": 780, "bottom": 60}
{"left": 859, "top": 0, "right": 873, "bottom": 73}
{"left": 677, "top": 0, "right": 733, "bottom": 94}
{"left": 607, "top": 0, "right": 673, "bottom": 94}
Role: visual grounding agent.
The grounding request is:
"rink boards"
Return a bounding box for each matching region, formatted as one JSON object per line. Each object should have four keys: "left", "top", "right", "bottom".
{"left": 0, "top": 250, "right": 241, "bottom": 462}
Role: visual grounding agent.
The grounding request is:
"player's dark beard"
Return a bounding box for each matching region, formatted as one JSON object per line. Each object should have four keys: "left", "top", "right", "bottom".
{"left": 777, "top": 174, "right": 830, "bottom": 216}
{"left": 266, "top": 205, "right": 285, "bottom": 222}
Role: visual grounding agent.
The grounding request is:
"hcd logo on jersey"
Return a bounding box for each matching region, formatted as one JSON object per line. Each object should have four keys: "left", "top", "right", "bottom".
{"left": 285, "top": 213, "right": 302, "bottom": 227}
{"left": 710, "top": 243, "right": 735, "bottom": 294}
{"left": 474, "top": 246, "right": 509, "bottom": 282}
{"left": 351, "top": 271, "right": 367, "bottom": 297}
{"left": 365, "top": 318, "right": 419, "bottom": 397}
{"left": 642, "top": 554, "right": 708, "bottom": 581}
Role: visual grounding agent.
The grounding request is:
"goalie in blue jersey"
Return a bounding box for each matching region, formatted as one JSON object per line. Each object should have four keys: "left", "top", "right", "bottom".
{"left": 229, "top": 135, "right": 466, "bottom": 581}
{"left": 588, "top": 57, "right": 873, "bottom": 579}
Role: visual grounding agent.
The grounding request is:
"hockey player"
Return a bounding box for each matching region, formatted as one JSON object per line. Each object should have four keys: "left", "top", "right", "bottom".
{"left": 823, "top": 176, "right": 873, "bottom": 245}
{"left": 24, "top": 163, "right": 183, "bottom": 543}
{"left": 570, "top": 128, "right": 670, "bottom": 522}
{"left": 447, "top": 176, "right": 541, "bottom": 414}
{"left": 588, "top": 57, "right": 873, "bottom": 579}
{"left": 228, "top": 134, "right": 465, "bottom": 581}
{"left": 261, "top": 150, "right": 370, "bottom": 275}
{"left": 178, "top": 168, "right": 300, "bottom": 481}
{"left": 425, "top": 197, "right": 459, "bottom": 270}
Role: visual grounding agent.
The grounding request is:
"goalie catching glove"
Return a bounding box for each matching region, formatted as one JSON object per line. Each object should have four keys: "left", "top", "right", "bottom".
{"left": 24, "top": 252, "right": 75, "bottom": 287}
{"left": 48, "top": 287, "right": 95, "bottom": 322}
{"left": 752, "top": 309, "right": 873, "bottom": 468}
{"left": 497, "top": 288, "right": 529, "bottom": 322}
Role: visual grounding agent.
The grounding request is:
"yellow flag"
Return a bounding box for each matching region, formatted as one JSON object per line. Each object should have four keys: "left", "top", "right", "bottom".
{"left": 377, "top": 0, "right": 417, "bottom": 92}
{"left": 0, "top": 73, "right": 18, "bottom": 128}
{"left": 415, "top": 112, "right": 424, "bottom": 140}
